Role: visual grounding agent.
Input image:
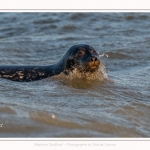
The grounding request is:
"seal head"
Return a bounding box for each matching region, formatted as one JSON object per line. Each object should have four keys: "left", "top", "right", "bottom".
{"left": 64, "top": 44, "right": 100, "bottom": 73}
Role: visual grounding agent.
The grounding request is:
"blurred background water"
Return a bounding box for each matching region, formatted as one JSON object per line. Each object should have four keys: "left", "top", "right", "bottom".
{"left": 0, "top": 12, "right": 150, "bottom": 137}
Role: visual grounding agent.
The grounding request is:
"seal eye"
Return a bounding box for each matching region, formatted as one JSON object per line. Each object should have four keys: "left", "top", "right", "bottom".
{"left": 91, "top": 50, "right": 98, "bottom": 55}
{"left": 77, "top": 50, "right": 85, "bottom": 57}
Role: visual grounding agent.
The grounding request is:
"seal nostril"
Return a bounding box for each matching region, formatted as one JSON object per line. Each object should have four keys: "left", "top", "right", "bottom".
{"left": 90, "top": 57, "right": 97, "bottom": 62}
{"left": 91, "top": 58, "right": 94, "bottom": 62}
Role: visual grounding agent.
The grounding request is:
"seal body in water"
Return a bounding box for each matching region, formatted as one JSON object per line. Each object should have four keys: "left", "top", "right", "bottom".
{"left": 0, "top": 44, "right": 100, "bottom": 82}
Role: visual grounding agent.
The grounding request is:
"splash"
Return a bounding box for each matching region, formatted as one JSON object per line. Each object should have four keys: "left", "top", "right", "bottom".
{"left": 53, "top": 61, "right": 111, "bottom": 89}
{"left": 99, "top": 53, "right": 109, "bottom": 58}
{"left": 67, "top": 61, "right": 109, "bottom": 81}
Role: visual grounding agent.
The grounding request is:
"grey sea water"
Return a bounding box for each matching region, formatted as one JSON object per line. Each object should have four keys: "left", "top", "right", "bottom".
{"left": 0, "top": 13, "right": 150, "bottom": 137}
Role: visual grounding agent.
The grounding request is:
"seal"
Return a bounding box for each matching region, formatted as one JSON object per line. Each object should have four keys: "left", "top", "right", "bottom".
{"left": 0, "top": 44, "right": 100, "bottom": 82}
